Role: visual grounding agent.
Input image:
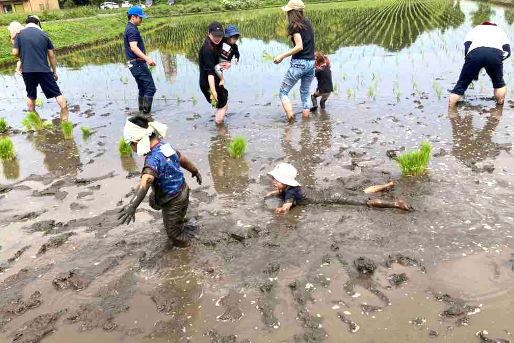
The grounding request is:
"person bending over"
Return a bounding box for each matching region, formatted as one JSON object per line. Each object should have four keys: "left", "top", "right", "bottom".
{"left": 449, "top": 21, "right": 510, "bottom": 107}
{"left": 118, "top": 116, "right": 202, "bottom": 246}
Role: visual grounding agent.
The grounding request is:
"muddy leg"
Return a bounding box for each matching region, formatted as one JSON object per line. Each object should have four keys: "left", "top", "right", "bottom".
{"left": 56, "top": 95, "right": 68, "bottom": 122}
{"left": 494, "top": 86, "right": 506, "bottom": 105}
{"left": 26, "top": 97, "right": 36, "bottom": 112}
{"left": 367, "top": 199, "right": 411, "bottom": 211}
{"left": 162, "top": 184, "right": 190, "bottom": 247}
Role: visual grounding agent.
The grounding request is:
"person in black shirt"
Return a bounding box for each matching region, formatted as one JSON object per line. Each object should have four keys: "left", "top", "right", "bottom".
{"left": 124, "top": 6, "right": 156, "bottom": 115}
{"left": 273, "top": 0, "right": 315, "bottom": 120}
{"left": 311, "top": 52, "right": 333, "bottom": 110}
{"left": 215, "top": 24, "right": 240, "bottom": 87}
{"left": 13, "top": 15, "right": 69, "bottom": 122}
{"left": 199, "top": 21, "right": 229, "bottom": 125}
{"left": 264, "top": 163, "right": 411, "bottom": 214}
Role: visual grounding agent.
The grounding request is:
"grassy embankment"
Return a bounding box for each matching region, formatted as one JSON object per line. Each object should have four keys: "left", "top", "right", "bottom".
{"left": 0, "top": 0, "right": 345, "bottom": 66}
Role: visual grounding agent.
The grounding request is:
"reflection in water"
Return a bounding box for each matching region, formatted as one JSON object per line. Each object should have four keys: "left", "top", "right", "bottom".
{"left": 449, "top": 105, "right": 511, "bottom": 163}
{"left": 27, "top": 129, "right": 81, "bottom": 176}
{"left": 120, "top": 155, "right": 139, "bottom": 172}
{"left": 56, "top": 0, "right": 465, "bottom": 69}
{"left": 281, "top": 111, "right": 332, "bottom": 186}
{"left": 208, "top": 126, "right": 249, "bottom": 195}
{"left": 2, "top": 158, "right": 20, "bottom": 180}
{"left": 161, "top": 53, "right": 177, "bottom": 83}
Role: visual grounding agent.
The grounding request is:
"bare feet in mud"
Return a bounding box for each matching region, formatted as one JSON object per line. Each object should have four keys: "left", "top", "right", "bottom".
{"left": 395, "top": 200, "right": 412, "bottom": 211}
{"left": 363, "top": 181, "right": 395, "bottom": 194}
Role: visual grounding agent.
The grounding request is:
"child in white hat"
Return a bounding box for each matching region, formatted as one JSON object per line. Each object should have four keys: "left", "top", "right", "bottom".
{"left": 264, "top": 163, "right": 411, "bottom": 214}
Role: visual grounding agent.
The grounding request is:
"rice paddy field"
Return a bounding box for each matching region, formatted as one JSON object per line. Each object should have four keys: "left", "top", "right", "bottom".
{"left": 0, "top": 1, "right": 514, "bottom": 343}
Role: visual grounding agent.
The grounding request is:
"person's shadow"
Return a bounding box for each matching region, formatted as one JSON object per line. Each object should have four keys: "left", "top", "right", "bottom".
{"left": 208, "top": 126, "right": 249, "bottom": 196}
{"left": 448, "top": 105, "right": 511, "bottom": 166}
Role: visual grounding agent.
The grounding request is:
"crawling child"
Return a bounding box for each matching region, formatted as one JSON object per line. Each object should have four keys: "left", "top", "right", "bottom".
{"left": 215, "top": 24, "right": 240, "bottom": 86}
{"left": 264, "top": 163, "right": 411, "bottom": 214}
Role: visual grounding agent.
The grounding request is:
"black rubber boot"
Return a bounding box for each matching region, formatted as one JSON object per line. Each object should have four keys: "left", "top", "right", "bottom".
{"left": 310, "top": 94, "right": 318, "bottom": 111}
{"left": 142, "top": 96, "right": 153, "bottom": 115}
{"left": 138, "top": 96, "right": 144, "bottom": 112}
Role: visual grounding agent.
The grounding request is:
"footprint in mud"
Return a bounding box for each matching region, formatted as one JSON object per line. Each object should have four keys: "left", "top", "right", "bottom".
{"left": 12, "top": 310, "right": 65, "bottom": 343}
{"left": 217, "top": 290, "right": 244, "bottom": 321}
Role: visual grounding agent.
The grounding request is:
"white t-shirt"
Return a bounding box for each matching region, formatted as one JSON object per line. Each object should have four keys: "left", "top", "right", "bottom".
{"left": 465, "top": 25, "right": 510, "bottom": 54}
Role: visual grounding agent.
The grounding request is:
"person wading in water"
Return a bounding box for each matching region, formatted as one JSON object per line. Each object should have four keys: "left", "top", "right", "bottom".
{"left": 124, "top": 6, "right": 157, "bottom": 115}
{"left": 118, "top": 116, "right": 202, "bottom": 247}
{"left": 449, "top": 21, "right": 510, "bottom": 107}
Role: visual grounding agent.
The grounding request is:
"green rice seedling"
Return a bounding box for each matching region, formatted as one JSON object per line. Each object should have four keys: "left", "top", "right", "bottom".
{"left": 43, "top": 121, "right": 53, "bottom": 129}
{"left": 23, "top": 112, "right": 43, "bottom": 131}
{"left": 35, "top": 99, "right": 43, "bottom": 107}
{"left": 433, "top": 81, "right": 442, "bottom": 100}
{"left": 191, "top": 96, "right": 198, "bottom": 105}
{"left": 393, "top": 83, "right": 401, "bottom": 102}
{"left": 292, "top": 90, "right": 297, "bottom": 99}
{"left": 346, "top": 87, "right": 354, "bottom": 99}
{"left": 61, "top": 121, "right": 73, "bottom": 139}
{"left": 81, "top": 126, "right": 92, "bottom": 138}
{"left": 262, "top": 51, "right": 273, "bottom": 61}
{"left": 367, "top": 85, "right": 375, "bottom": 100}
{"left": 273, "top": 92, "right": 278, "bottom": 98}
{"left": 396, "top": 141, "right": 432, "bottom": 177}
{"left": 0, "top": 118, "right": 7, "bottom": 133}
{"left": 21, "top": 118, "right": 31, "bottom": 131}
{"left": 119, "top": 139, "right": 132, "bottom": 157}
{"left": 0, "top": 137, "right": 15, "bottom": 161}
{"left": 227, "top": 136, "right": 246, "bottom": 159}
{"left": 209, "top": 91, "right": 218, "bottom": 108}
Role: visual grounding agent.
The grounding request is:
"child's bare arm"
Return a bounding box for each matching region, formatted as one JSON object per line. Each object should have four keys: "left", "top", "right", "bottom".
{"left": 274, "top": 202, "right": 293, "bottom": 214}
{"left": 264, "top": 190, "right": 281, "bottom": 198}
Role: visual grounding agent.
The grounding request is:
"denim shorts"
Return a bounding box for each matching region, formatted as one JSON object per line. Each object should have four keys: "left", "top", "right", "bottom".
{"left": 279, "top": 59, "right": 315, "bottom": 110}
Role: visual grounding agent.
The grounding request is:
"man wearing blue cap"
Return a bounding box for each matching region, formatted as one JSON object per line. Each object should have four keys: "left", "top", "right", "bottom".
{"left": 124, "top": 6, "right": 156, "bottom": 115}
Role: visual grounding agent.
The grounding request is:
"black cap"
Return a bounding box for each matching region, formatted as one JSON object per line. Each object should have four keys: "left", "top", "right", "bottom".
{"left": 26, "top": 15, "right": 41, "bottom": 27}
{"left": 208, "top": 21, "right": 224, "bottom": 36}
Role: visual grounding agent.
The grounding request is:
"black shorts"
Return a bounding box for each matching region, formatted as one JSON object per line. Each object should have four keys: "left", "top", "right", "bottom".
{"left": 22, "top": 72, "right": 62, "bottom": 100}
{"left": 452, "top": 47, "right": 505, "bottom": 95}
{"left": 200, "top": 85, "right": 228, "bottom": 109}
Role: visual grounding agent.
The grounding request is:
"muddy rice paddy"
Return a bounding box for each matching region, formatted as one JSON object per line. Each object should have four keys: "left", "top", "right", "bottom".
{"left": 0, "top": 1, "right": 513, "bottom": 342}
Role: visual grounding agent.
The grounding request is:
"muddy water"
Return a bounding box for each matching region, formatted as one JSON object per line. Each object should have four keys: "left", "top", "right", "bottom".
{"left": 1, "top": 0, "right": 514, "bottom": 342}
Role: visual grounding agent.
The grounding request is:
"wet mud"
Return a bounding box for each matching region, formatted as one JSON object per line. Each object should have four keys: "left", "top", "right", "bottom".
{"left": 1, "top": 0, "right": 514, "bottom": 342}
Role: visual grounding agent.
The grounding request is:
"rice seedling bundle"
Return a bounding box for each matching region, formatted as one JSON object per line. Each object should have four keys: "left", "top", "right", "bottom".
{"left": 396, "top": 141, "right": 432, "bottom": 176}
{"left": 227, "top": 136, "right": 246, "bottom": 159}
{"left": 119, "top": 139, "right": 132, "bottom": 157}
{"left": 81, "top": 126, "right": 92, "bottom": 138}
{"left": 61, "top": 121, "right": 74, "bottom": 139}
{"left": 0, "top": 118, "right": 7, "bottom": 133}
{"left": 22, "top": 112, "right": 43, "bottom": 131}
{"left": 0, "top": 137, "right": 16, "bottom": 161}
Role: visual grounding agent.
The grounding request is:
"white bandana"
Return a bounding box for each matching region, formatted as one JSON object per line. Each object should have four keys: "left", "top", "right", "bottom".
{"left": 123, "top": 120, "right": 168, "bottom": 156}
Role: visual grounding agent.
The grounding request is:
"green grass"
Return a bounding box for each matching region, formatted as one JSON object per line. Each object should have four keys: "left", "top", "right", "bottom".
{"left": 81, "top": 126, "right": 92, "bottom": 138}
{"left": 61, "top": 121, "right": 74, "bottom": 139}
{"left": 396, "top": 141, "right": 432, "bottom": 176}
{"left": 227, "top": 136, "right": 247, "bottom": 158}
{"left": 22, "top": 112, "right": 43, "bottom": 131}
{"left": 0, "top": 137, "right": 15, "bottom": 161}
{"left": 119, "top": 139, "right": 132, "bottom": 157}
{"left": 0, "top": 118, "right": 7, "bottom": 133}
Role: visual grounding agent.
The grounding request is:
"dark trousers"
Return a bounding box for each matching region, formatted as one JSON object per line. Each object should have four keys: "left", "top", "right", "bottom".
{"left": 129, "top": 61, "right": 156, "bottom": 97}
{"left": 160, "top": 183, "right": 190, "bottom": 244}
{"left": 452, "top": 47, "right": 505, "bottom": 96}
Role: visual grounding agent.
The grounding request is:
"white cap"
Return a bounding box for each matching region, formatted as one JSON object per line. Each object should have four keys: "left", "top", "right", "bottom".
{"left": 268, "top": 163, "right": 300, "bottom": 187}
